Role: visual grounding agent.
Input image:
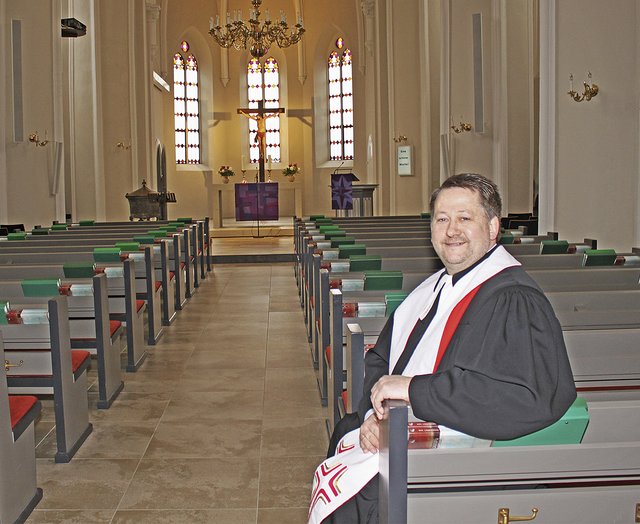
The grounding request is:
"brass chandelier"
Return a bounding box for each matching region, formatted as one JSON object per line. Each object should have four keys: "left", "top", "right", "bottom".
{"left": 209, "top": 0, "right": 305, "bottom": 59}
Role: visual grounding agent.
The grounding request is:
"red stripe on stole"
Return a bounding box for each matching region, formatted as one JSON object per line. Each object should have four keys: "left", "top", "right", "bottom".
{"left": 433, "top": 284, "right": 482, "bottom": 372}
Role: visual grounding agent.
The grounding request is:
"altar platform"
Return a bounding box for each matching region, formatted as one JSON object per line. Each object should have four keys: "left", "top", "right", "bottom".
{"left": 210, "top": 216, "right": 295, "bottom": 263}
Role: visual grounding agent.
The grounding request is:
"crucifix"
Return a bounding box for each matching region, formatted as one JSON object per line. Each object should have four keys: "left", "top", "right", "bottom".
{"left": 237, "top": 100, "right": 285, "bottom": 182}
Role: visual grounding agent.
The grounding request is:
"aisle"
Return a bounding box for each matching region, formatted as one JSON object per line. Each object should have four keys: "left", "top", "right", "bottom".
{"left": 28, "top": 263, "right": 327, "bottom": 523}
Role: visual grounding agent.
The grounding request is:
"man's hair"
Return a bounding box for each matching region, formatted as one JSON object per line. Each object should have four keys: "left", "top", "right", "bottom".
{"left": 429, "top": 173, "right": 502, "bottom": 220}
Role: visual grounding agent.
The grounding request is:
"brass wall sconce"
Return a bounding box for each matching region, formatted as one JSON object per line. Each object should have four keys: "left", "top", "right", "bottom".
{"left": 450, "top": 121, "right": 472, "bottom": 134}
{"left": 116, "top": 141, "right": 131, "bottom": 150}
{"left": 28, "top": 131, "right": 49, "bottom": 147}
{"left": 393, "top": 135, "right": 407, "bottom": 143}
{"left": 568, "top": 72, "right": 599, "bottom": 102}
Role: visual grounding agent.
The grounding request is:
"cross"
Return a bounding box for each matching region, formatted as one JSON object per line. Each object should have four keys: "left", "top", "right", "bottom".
{"left": 237, "top": 100, "right": 285, "bottom": 182}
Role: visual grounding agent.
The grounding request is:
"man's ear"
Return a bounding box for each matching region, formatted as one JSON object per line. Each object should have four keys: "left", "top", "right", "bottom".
{"left": 489, "top": 216, "right": 500, "bottom": 241}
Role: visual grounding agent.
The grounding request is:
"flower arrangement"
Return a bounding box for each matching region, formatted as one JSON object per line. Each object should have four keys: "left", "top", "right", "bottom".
{"left": 218, "top": 165, "right": 235, "bottom": 177}
{"left": 282, "top": 163, "right": 300, "bottom": 177}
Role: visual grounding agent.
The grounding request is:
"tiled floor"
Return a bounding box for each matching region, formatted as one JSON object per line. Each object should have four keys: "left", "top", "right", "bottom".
{"left": 27, "top": 262, "right": 327, "bottom": 523}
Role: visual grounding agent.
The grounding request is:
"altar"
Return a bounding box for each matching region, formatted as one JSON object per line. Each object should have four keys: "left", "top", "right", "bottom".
{"left": 211, "top": 180, "right": 303, "bottom": 228}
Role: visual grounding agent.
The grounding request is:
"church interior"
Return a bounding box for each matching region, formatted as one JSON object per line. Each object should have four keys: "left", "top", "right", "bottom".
{"left": 1, "top": 0, "right": 640, "bottom": 522}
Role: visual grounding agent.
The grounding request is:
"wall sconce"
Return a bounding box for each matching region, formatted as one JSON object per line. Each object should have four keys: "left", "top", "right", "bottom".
{"left": 393, "top": 135, "right": 408, "bottom": 143}
{"left": 450, "top": 121, "right": 472, "bottom": 134}
{"left": 568, "top": 72, "right": 599, "bottom": 102}
{"left": 28, "top": 131, "right": 49, "bottom": 147}
{"left": 116, "top": 141, "right": 131, "bottom": 150}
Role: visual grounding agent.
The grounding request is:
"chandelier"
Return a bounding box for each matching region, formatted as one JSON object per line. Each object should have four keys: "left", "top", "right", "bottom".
{"left": 209, "top": 0, "right": 305, "bottom": 59}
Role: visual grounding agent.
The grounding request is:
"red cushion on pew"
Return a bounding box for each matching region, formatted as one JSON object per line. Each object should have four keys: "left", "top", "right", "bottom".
{"left": 169, "top": 271, "right": 175, "bottom": 280}
{"left": 325, "top": 345, "right": 331, "bottom": 363}
{"left": 71, "top": 350, "right": 91, "bottom": 373}
{"left": 109, "top": 320, "right": 122, "bottom": 337}
{"left": 136, "top": 300, "right": 145, "bottom": 312}
{"left": 9, "top": 395, "right": 38, "bottom": 429}
{"left": 341, "top": 390, "right": 348, "bottom": 410}
{"left": 155, "top": 281, "right": 162, "bottom": 292}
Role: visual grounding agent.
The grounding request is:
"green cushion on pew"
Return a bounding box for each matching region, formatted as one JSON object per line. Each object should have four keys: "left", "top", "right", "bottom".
{"left": 324, "top": 231, "right": 347, "bottom": 239}
{"left": 93, "top": 247, "right": 122, "bottom": 262}
{"left": 63, "top": 263, "right": 96, "bottom": 278}
{"left": 540, "top": 239, "right": 569, "bottom": 254}
{"left": 21, "top": 279, "right": 60, "bottom": 297}
{"left": 349, "top": 255, "right": 382, "bottom": 272}
{"left": 310, "top": 215, "right": 325, "bottom": 220}
{"left": 168, "top": 222, "right": 184, "bottom": 228}
{"left": 7, "top": 232, "right": 27, "bottom": 240}
{"left": 385, "top": 292, "right": 409, "bottom": 315}
{"left": 176, "top": 217, "right": 193, "bottom": 223}
{"left": 115, "top": 242, "right": 140, "bottom": 251}
{"left": 0, "top": 302, "right": 8, "bottom": 324}
{"left": 499, "top": 233, "right": 515, "bottom": 245}
{"left": 133, "top": 235, "right": 156, "bottom": 245}
{"left": 363, "top": 271, "right": 403, "bottom": 291}
{"left": 331, "top": 237, "right": 356, "bottom": 248}
{"left": 583, "top": 249, "right": 617, "bottom": 267}
{"left": 339, "top": 244, "right": 366, "bottom": 258}
{"left": 51, "top": 224, "right": 68, "bottom": 231}
{"left": 30, "top": 228, "right": 50, "bottom": 235}
{"left": 146, "top": 230, "right": 168, "bottom": 238}
{"left": 420, "top": 212, "right": 431, "bottom": 219}
{"left": 159, "top": 225, "right": 178, "bottom": 232}
{"left": 319, "top": 225, "right": 342, "bottom": 233}
{"left": 79, "top": 220, "right": 95, "bottom": 226}
{"left": 492, "top": 397, "right": 589, "bottom": 447}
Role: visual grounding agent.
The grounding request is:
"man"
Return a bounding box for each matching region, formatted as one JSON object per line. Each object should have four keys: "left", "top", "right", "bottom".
{"left": 309, "top": 173, "right": 576, "bottom": 523}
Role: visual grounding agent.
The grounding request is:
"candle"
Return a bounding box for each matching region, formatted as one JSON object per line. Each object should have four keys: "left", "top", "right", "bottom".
{"left": 265, "top": 9, "right": 270, "bottom": 21}
{"left": 209, "top": 17, "right": 213, "bottom": 30}
{"left": 268, "top": 155, "right": 272, "bottom": 171}
{"left": 242, "top": 154, "right": 246, "bottom": 167}
{"left": 215, "top": 15, "right": 220, "bottom": 27}
{"left": 569, "top": 73, "right": 574, "bottom": 92}
{"left": 226, "top": 12, "right": 231, "bottom": 24}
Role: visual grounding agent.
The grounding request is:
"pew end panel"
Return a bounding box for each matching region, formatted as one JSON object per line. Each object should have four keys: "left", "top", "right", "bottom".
{"left": 0, "top": 336, "right": 42, "bottom": 524}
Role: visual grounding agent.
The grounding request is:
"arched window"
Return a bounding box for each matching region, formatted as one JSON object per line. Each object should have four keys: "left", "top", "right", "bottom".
{"left": 328, "top": 37, "right": 354, "bottom": 161}
{"left": 247, "top": 56, "right": 281, "bottom": 163}
{"left": 173, "top": 41, "right": 200, "bottom": 164}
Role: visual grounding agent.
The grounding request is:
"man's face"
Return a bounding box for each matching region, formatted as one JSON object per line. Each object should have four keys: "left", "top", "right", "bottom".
{"left": 431, "top": 187, "right": 499, "bottom": 274}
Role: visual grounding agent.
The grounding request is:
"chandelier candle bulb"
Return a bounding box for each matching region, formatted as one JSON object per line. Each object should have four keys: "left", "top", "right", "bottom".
{"left": 215, "top": 14, "right": 220, "bottom": 27}
{"left": 209, "top": 17, "right": 213, "bottom": 30}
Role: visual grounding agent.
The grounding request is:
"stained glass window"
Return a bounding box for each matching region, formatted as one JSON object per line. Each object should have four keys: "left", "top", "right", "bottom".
{"left": 328, "top": 39, "right": 354, "bottom": 161}
{"left": 246, "top": 57, "right": 281, "bottom": 164}
{"left": 173, "top": 42, "right": 200, "bottom": 165}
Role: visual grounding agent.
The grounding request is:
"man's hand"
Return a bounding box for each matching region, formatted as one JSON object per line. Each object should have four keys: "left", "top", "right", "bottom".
{"left": 370, "top": 375, "right": 412, "bottom": 420}
{"left": 359, "top": 414, "right": 380, "bottom": 453}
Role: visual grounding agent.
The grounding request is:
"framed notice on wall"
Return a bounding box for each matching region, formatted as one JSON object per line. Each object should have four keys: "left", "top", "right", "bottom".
{"left": 397, "top": 145, "right": 412, "bottom": 176}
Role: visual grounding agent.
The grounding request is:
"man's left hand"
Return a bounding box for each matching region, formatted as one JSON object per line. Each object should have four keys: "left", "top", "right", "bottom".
{"left": 370, "top": 375, "right": 412, "bottom": 420}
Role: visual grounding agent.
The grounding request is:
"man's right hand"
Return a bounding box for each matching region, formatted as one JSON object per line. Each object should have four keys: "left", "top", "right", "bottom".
{"left": 359, "top": 414, "right": 380, "bottom": 453}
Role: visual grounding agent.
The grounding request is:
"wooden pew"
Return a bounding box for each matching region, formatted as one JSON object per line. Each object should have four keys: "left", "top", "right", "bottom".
{"left": 0, "top": 259, "right": 146, "bottom": 372}
{"left": 1, "top": 296, "right": 93, "bottom": 462}
{"left": 0, "top": 335, "right": 42, "bottom": 523}
{"left": 0, "top": 245, "right": 163, "bottom": 346}
{"left": 0, "top": 275, "right": 124, "bottom": 408}
{"left": 378, "top": 398, "right": 640, "bottom": 524}
{"left": 0, "top": 235, "right": 176, "bottom": 328}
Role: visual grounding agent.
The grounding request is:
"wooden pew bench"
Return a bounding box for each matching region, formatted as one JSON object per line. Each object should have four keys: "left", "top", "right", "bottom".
{"left": 0, "top": 236, "right": 174, "bottom": 331}
{"left": 0, "top": 335, "right": 42, "bottom": 523}
{"left": 0, "top": 245, "right": 163, "bottom": 346}
{"left": 378, "top": 398, "right": 640, "bottom": 524}
{"left": 1, "top": 296, "right": 92, "bottom": 462}
{"left": 0, "top": 275, "right": 124, "bottom": 408}
{"left": 0, "top": 259, "right": 146, "bottom": 372}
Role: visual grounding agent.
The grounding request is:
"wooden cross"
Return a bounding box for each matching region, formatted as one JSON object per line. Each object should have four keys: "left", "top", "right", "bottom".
{"left": 237, "top": 100, "right": 285, "bottom": 182}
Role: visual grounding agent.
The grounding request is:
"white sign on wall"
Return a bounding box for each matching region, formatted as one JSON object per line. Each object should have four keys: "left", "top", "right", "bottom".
{"left": 397, "top": 145, "right": 412, "bottom": 176}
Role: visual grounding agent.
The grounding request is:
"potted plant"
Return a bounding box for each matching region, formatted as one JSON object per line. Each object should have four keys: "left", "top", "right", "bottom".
{"left": 218, "top": 165, "right": 235, "bottom": 183}
{"left": 282, "top": 163, "right": 300, "bottom": 182}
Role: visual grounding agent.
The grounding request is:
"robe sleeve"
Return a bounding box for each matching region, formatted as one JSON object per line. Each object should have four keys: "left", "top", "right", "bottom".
{"left": 408, "top": 285, "right": 577, "bottom": 440}
{"left": 357, "top": 312, "right": 395, "bottom": 422}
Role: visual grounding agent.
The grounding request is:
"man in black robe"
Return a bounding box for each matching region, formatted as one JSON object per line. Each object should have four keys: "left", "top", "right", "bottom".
{"left": 320, "top": 173, "right": 576, "bottom": 523}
